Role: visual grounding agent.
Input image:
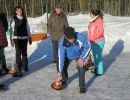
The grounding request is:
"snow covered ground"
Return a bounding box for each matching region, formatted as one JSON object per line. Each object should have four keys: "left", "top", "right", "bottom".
{"left": 5, "top": 14, "right": 130, "bottom": 66}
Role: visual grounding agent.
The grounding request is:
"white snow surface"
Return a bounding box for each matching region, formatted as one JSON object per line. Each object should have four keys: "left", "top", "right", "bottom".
{"left": 5, "top": 14, "right": 130, "bottom": 66}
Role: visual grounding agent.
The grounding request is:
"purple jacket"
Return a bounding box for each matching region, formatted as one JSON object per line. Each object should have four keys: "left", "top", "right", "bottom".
{"left": 0, "top": 22, "right": 8, "bottom": 48}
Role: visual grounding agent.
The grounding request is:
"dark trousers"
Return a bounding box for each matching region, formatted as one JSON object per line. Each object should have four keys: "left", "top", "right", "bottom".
{"left": 52, "top": 40, "right": 59, "bottom": 71}
{"left": 14, "top": 39, "right": 28, "bottom": 72}
{"left": 62, "top": 58, "right": 86, "bottom": 88}
{"left": 0, "top": 48, "right": 8, "bottom": 71}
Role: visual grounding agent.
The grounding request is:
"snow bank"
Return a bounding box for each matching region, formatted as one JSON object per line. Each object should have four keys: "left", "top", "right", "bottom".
{"left": 67, "top": 14, "right": 130, "bottom": 53}
{"left": 28, "top": 13, "right": 48, "bottom": 33}
{"left": 5, "top": 14, "right": 130, "bottom": 65}
{"left": 27, "top": 13, "right": 130, "bottom": 42}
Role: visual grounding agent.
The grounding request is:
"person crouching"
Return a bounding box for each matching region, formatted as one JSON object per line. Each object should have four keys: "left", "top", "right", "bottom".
{"left": 57, "top": 27, "right": 91, "bottom": 93}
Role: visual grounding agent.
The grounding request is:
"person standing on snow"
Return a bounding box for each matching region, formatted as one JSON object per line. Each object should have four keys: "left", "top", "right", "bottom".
{"left": 10, "top": 6, "right": 32, "bottom": 77}
{"left": 0, "top": 12, "right": 9, "bottom": 75}
{"left": 48, "top": 3, "right": 69, "bottom": 72}
{"left": 0, "top": 12, "right": 8, "bottom": 91}
{"left": 57, "top": 27, "right": 90, "bottom": 93}
{"left": 88, "top": 9, "right": 105, "bottom": 76}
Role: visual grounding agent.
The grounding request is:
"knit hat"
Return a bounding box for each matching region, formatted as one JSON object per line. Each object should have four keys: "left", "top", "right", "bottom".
{"left": 64, "top": 27, "right": 75, "bottom": 39}
{"left": 55, "top": 3, "right": 62, "bottom": 8}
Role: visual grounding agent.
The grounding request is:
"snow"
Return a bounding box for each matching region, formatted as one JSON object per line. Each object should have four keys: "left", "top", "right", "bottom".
{"left": 5, "top": 14, "right": 130, "bottom": 66}
{"left": 28, "top": 13, "right": 48, "bottom": 33}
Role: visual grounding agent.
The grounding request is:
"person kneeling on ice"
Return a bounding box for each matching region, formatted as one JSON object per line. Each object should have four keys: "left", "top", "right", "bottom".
{"left": 57, "top": 27, "right": 90, "bottom": 93}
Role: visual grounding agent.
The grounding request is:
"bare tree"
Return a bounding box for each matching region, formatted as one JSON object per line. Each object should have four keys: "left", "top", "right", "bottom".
{"left": 0, "top": 0, "right": 130, "bottom": 17}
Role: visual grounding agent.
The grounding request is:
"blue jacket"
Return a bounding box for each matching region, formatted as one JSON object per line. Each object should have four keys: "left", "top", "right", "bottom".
{"left": 58, "top": 32, "right": 91, "bottom": 72}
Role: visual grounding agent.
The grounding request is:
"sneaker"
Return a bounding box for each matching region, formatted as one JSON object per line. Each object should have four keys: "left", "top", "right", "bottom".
{"left": 80, "top": 88, "right": 86, "bottom": 94}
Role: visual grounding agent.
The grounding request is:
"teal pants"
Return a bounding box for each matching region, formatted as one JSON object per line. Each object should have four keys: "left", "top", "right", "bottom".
{"left": 91, "top": 39, "right": 105, "bottom": 75}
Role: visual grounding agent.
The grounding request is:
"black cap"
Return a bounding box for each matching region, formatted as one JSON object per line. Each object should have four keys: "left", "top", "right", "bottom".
{"left": 55, "top": 3, "right": 62, "bottom": 8}
{"left": 64, "top": 27, "right": 75, "bottom": 39}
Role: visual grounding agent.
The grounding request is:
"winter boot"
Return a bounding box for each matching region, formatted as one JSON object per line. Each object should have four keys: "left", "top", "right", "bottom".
{"left": 13, "top": 63, "right": 23, "bottom": 77}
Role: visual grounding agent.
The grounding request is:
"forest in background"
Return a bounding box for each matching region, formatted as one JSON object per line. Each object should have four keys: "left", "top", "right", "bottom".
{"left": 0, "top": 0, "right": 130, "bottom": 18}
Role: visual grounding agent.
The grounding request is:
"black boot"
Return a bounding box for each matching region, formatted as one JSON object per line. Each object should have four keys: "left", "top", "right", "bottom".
{"left": 61, "top": 80, "right": 69, "bottom": 89}
{"left": 0, "top": 84, "right": 8, "bottom": 92}
{"left": 13, "top": 70, "right": 23, "bottom": 77}
{"left": 22, "top": 64, "right": 29, "bottom": 72}
{"left": 13, "top": 63, "right": 23, "bottom": 77}
{"left": 80, "top": 88, "right": 86, "bottom": 94}
{"left": 0, "top": 57, "right": 9, "bottom": 75}
{"left": 23, "top": 66, "right": 29, "bottom": 72}
{"left": 2, "top": 57, "right": 9, "bottom": 75}
{"left": 13, "top": 71, "right": 23, "bottom": 77}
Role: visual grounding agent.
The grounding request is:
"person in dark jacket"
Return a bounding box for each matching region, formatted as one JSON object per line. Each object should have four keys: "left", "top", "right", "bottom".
{"left": 48, "top": 3, "right": 69, "bottom": 71}
{"left": 10, "top": 6, "right": 32, "bottom": 77}
{"left": 0, "top": 12, "right": 8, "bottom": 91}
{"left": 57, "top": 27, "right": 91, "bottom": 93}
{"left": 0, "top": 12, "right": 9, "bottom": 75}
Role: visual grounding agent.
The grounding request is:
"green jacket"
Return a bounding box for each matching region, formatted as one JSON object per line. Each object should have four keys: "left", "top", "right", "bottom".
{"left": 48, "top": 12, "right": 69, "bottom": 41}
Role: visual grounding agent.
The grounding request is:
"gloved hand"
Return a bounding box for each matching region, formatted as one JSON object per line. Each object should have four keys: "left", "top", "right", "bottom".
{"left": 29, "top": 37, "right": 32, "bottom": 45}
{"left": 10, "top": 38, "right": 14, "bottom": 47}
